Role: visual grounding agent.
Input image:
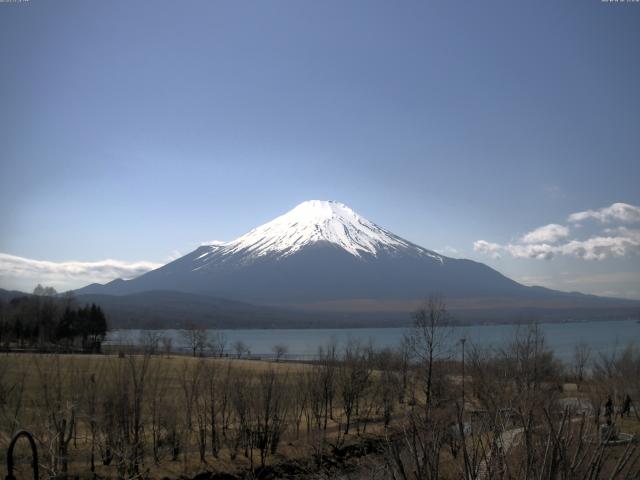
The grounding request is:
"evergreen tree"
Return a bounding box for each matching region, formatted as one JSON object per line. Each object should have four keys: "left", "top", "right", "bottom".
{"left": 56, "top": 307, "right": 77, "bottom": 341}
{"left": 88, "top": 304, "right": 107, "bottom": 342}
{"left": 3, "top": 290, "right": 108, "bottom": 350}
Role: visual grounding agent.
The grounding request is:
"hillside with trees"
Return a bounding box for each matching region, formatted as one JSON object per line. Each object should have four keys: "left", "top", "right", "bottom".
{"left": 0, "top": 285, "right": 108, "bottom": 352}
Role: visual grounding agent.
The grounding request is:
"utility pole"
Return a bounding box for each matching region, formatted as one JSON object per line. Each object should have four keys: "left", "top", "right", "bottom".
{"left": 460, "top": 337, "right": 466, "bottom": 411}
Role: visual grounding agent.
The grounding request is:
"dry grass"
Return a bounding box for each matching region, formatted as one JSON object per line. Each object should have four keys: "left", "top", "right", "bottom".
{"left": 3, "top": 351, "right": 638, "bottom": 480}
{"left": 618, "top": 415, "right": 640, "bottom": 436}
{"left": 0, "top": 352, "right": 380, "bottom": 479}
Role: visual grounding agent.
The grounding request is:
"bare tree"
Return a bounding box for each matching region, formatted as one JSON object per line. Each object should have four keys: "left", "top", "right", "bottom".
{"left": 305, "top": 365, "right": 326, "bottom": 431}
{"left": 272, "top": 343, "right": 288, "bottom": 362}
{"left": 573, "top": 341, "right": 592, "bottom": 382}
{"left": 33, "top": 284, "right": 58, "bottom": 297}
{"left": 34, "top": 355, "right": 78, "bottom": 480}
{"left": 193, "top": 360, "right": 209, "bottom": 464}
{"left": 383, "top": 297, "right": 457, "bottom": 480}
{"left": 251, "top": 369, "right": 290, "bottom": 467}
{"left": 227, "top": 373, "right": 250, "bottom": 461}
{"left": 179, "top": 359, "right": 205, "bottom": 465}
{"left": 208, "top": 331, "right": 227, "bottom": 357}
{"left": 0, "top": 356, "right": 27, "bottom": 438}
{"left": 232, "top": 339, "right": 249, "bottom": 359}
{"left": 397, "top": 337, "right": 411, "bottom": 404}
{"left": 181, "top": 323, "right": 209, "bottom": 357}
{"left": 139, "top": 330, "right": 162, "bottom": 355}
{"left": 161, "top": 335, "right": 173, "bottom": 358}
{"left": 289, "top": 372, "right": 308, "bottom": 438}
{"left": 203, "top": 359, "right": 223, "bottom": 458}
{"left": 337, "top": 339, "right": 372, "bottom": 434}
{"left": 375, "top": 348, "right": 401, "bottom": 428}
{"left": 317, "top": 340, "right": 337, "bottom": 431}
{"left": 407, "top": 294, "right": 453, "bottom": 413}
{"left": 81, "top": 365, "right": 105, "bottom": 475}
{"left": 146, "top": 360, "right": 171, "bottom": 464}
{"left": 102, "top": 352, "right": 152, "bottom": 477}
{"left": 218, "top": 362, "right": 235, "bottom": 446}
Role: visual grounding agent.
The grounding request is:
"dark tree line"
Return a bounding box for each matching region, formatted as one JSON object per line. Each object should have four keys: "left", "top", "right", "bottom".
{"left": 0, "top": 285, "right": 108, "bottom": 351}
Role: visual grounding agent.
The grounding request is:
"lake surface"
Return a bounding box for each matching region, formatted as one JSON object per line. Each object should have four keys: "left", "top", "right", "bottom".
{"left": 106, "top": 319, "right": 640, "bottom": 363}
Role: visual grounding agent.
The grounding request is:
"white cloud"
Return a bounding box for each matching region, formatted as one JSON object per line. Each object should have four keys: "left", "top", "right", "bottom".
{"left": 520, "top": 223, "right": 569, "bottom": 244}
{"left": 506, "top": 243, "right": 556, "bottom": 260}
{"left": 0, "top": 253, "right": 162, "bottom": 291}
{"left": 474, "top": 201, "right": 640, "bottom": 262}
{"left": 557, "top": 228, "right": 640, "bottom": 260}
{"left": 502, "top": 230, "right": 640, "bottom": 261}
{"left": 473, "top": 240, "right": 502, "bottom": 259}
{"left": 568, "top": 202, "right": 640, "bottom": 224}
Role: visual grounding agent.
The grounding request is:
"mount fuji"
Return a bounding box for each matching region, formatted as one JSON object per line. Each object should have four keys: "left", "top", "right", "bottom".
{"left": 75, "top": 200, "right": 638, "bottom": 326}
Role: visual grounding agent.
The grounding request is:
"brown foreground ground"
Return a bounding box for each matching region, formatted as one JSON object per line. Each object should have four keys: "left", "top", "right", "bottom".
{"left": 2, "top": 339, "right": 639, "bottom": 479}
{"left": 0, "top": 352, "right": 399, "bottom": 479}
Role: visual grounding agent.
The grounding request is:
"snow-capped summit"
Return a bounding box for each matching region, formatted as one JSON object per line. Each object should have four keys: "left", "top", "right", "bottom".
{"left": 201, "top": 200, "right": 442, "bottom": 261}
{"left": 74, "top": 200, "right": 638, "bottom": 320}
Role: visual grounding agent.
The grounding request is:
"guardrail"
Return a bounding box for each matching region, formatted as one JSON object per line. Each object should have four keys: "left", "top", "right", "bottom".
{"left": 102, "top": 343, "right": 321, "bottom": 361}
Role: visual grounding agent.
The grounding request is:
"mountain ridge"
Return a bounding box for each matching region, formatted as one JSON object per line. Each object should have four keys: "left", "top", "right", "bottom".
{"left": 2, "top": 287, "right": 637, "bottom": 330}
{"left": 72, "top": 200, "right": 640, "bottom": 322}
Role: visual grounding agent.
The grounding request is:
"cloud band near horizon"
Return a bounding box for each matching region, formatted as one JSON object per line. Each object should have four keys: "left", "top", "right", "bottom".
{"left": 0, "top": 253, "right": 162, "bottom": 292}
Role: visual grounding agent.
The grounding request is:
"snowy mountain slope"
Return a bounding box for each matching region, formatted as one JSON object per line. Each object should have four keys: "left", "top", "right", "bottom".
{"left": 74, "top": 200, "right": 637, "bottom": 315}
{"left": 193, "top": 200, "right": 442, "bottom": 269}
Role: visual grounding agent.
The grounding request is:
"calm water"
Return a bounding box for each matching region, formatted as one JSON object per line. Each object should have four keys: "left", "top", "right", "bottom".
{"left": 106, "top": 319, "right": 640, "bottom": 363}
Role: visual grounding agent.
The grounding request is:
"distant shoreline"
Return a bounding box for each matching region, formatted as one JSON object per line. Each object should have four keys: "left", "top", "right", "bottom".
{"left": 107, "top": 316, "right": 640, "bottom": 331}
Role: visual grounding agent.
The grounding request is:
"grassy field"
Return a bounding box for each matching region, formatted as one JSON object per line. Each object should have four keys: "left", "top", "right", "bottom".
{"left": 2, "top": 346, "right": 639, "bottom": 480}
{"left": 0, "top": 352, "right": 388, "bottom": 479}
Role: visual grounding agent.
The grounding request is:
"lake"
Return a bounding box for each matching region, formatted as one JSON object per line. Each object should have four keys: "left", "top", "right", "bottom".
{"left": 106, "top": 319, "right": 640, "bottom": 363}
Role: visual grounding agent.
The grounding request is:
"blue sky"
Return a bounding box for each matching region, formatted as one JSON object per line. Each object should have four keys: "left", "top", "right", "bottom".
{"left": 1, "top": 0, "right": 639, "bottom": 298}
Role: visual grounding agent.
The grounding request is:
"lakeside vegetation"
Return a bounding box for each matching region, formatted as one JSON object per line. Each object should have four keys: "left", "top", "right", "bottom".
{"left": 1, "top": 296, "right": 639, "bottom": 479}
